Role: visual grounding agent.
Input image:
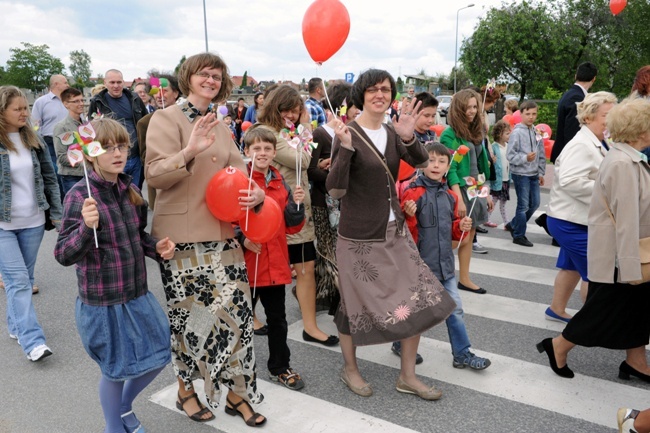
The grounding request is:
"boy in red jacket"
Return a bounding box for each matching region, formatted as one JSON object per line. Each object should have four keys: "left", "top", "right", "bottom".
{"left": 237, "top": 125, "right": 306, "bottom": 390}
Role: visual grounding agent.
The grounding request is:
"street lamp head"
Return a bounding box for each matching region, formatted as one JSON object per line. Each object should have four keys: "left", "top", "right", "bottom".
{"left": 467, "top": 3, "right": 475, "bottom": 7}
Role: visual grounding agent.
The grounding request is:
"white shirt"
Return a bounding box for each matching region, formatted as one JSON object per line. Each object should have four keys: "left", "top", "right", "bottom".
{"left": 0, "top": 133, "right": 45, "bottom": 230}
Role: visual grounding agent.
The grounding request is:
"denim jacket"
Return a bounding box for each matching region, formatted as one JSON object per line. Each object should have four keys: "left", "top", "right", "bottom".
{"left": 0, "top": 137, "right": 62, "bottom": 226}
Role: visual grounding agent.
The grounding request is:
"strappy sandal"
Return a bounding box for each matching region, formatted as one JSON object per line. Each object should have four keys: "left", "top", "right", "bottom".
{"left": 175, "top": 392, "right": 215, "bottom": 423}
{"left": 225, "top": 397, "right": 267, "bottom": 427}
{"left": 452, "top": 352, "right": 491, "bottom": 370}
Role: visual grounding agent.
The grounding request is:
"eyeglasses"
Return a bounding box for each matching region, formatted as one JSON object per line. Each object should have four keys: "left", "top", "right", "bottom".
{"left": 104, "top": 144, "right": 130, "bottom": 154}
{"left": 366, "top": 86, "right": 392, "bottom": 95}
{"left": 194, "top": 72, "right": 223, "bottom": 82}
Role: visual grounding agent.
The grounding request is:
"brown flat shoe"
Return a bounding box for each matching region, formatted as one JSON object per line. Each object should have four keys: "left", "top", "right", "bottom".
{"left": 340, "top": 368, "right": 372, "bottom": 397}
{"left": 396, "top": 377, "right": 442, "bottom": 401}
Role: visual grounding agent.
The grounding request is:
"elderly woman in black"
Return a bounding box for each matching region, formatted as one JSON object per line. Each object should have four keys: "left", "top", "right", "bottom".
{"left": 537, "top": 96, "right": 650, "bottom": 382}
{"left": 327, "top": 69, "right": 455, "bottom": 399}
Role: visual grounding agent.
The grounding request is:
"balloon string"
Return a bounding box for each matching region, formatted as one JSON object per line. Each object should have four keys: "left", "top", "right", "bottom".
{"left": 82, "top": 159, "right": 99, "bottom": 248}
{"left": 246, "top": 152, "right": 255, "bottom": 231}
{"left": 319, "top": 66, "right": 340, "bottom": 121}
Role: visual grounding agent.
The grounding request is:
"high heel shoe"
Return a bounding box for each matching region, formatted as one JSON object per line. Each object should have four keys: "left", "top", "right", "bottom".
{"left": 619, "top": 361, "right": 650, "bottom": 383}
{"left": 536, "top": 338, "right": 574, "bottom": 378}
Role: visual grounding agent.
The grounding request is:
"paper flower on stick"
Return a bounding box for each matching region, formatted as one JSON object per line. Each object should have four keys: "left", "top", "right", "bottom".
{"left": 452, "top": 145, "right": 470, "bottom": 163}
{"left": 467, "top": 185, "right": 489, "bottom": 199}
{"left": 58, "top": 123, "right": 106, "bottom": 167}
{"left": 148, "top": 77, "right": 169, "bottom": 96}
{"left": 463, "top": 173, "right": 486, "bottom": 187}
{"left": 280, "top": 119, "right": 318, "bottom": 155}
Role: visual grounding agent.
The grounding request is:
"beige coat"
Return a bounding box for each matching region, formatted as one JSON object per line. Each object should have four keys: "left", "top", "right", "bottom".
{"left": 548, "top": 125, "right": 607, "bottom": 226}
{"left": 265, "top": 124, "right": 316, "bottom": 245}
{"left": 588, "top": 142, "right": 650, "bottom": 283}
{"left": 145, "top": 105, "right": 246, "bottom": 243}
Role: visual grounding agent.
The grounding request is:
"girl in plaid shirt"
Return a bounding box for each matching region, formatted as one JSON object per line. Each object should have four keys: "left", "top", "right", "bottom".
{"left": 55, "top": 118, "right": 175, "bottom": 433}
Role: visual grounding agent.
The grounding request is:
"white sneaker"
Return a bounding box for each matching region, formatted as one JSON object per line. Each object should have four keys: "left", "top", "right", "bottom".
{"left": 472, "top": 242, "right": 488, "bottom": 254}
{"left": 617, "top": 408, "right": 639, "bottom": 433}
{"left": 9, "top": 333, "right": 20, "bottom": 345}
{"left": 27, "top": 344, "right": 53, "bottom": 362}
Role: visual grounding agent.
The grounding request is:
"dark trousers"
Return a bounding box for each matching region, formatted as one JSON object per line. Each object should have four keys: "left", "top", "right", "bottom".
{"left": 252, "top": 284, "right": 290, "bottom": 375}
{"left": 43, "top": 136, "right": 64, "bottom": 201}
{"left": 61, "top": 175, "right": 84, "bottom": 196}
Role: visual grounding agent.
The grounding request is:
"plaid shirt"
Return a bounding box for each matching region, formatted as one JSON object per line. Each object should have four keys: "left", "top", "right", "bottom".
{"left": 305, "top": 96, "right": 326, "bottom": 127}
{"left": 54, "top": 170, "right": 159, "bottom": 306}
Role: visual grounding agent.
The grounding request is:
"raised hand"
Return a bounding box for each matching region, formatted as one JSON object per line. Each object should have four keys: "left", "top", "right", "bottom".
{"left": 184, "top": 113, "right": 220, "bottom": 160}
{"left": 331, "top": 118, "right": 352, "bottom": 149}
{"left": 392, "top": 98, "right": 423, "bottom": 141}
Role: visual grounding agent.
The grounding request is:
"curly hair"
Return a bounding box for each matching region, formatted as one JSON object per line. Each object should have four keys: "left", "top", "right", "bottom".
{"left": 491, "top": 120, "right": 511, "bottom": 143}
{"left": 606, "top": 97, "right": 650, "bottom": 144}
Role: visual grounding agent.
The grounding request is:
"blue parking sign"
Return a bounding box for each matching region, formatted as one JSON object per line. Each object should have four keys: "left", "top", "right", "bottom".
{"left": 345, "top": 73, "right": 354, "bottom": 83}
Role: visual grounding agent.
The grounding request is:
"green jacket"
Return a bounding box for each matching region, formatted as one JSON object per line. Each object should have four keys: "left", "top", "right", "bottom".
{"left": 440, "top": 127, "right": 490, "bottom": 187}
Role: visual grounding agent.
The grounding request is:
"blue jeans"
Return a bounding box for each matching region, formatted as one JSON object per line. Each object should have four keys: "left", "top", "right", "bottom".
{"left": 442, "top": 276, "right": 472, "bottom": 357}
{"left": 510, "top": 174, "right": 540, "bottom": 239}
{"left": 0, "top": 225, "right": 47, "bottom": 354}
{"left": 61, "top": 175, "right": 84, "bottom": 196}
{"left": 124, "top": 156, "right": 142, "bottom": 188}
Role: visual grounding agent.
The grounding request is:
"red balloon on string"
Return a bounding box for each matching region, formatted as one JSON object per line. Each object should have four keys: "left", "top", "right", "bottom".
{"left": 205, "top": 166, "right": 249, "bottom": 222}
{"left": 430, "top": 124, "right": 447, "bottom": 137}
{"left": 302, "top": 0, "right": 351, "bottom": 64}
{"left": 241, "top": 197, "right": 283, "bottom": 243}
{"left": 536, "top": 123, "right": 553, "bottom": 140}
{"left": 512, "top": 110, "right": 522, "bottom": 125}
{"left": 610, "top": 0, "right": 627, "bottom": 15}
{"left": 242, "top": 121, "right": 253, "bottom": 131}
{"left": 503, "top": 114, "right": 515, "bottom": 127}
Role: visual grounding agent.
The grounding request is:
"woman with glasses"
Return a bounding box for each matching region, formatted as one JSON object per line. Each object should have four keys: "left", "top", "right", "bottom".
{"left": 326, "top": 69, "right": 455, "bottom": 399}
{"left": 0, "top": 85, "right": 61, "bottom": 362}
{"left": 145, "top": 53, "right": 266, "bottom": 427}
{"left": 53, "top": 87, "right": 86, "bottom": 195}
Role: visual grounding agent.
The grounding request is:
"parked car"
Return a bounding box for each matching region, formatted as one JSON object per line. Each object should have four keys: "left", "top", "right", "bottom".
{"left": 438, "top": 95, "right": 452, "bottom": 117}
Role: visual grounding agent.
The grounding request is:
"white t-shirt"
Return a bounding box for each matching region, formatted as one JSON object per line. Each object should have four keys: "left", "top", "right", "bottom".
{"left": 0, "top": 133, "right": 45, "bottom": 230}
{"left": 360, "top": 125, "right": 396, "bottom": 222}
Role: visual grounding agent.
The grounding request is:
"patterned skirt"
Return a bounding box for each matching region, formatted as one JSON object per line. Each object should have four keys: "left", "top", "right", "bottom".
{"left": 313, "top": 206, "right": 340, "bottom": 315}
{"left": 334, "top": 222, "right": 456, "bottom": 346}
{"left": 159, "top": 239, "right": 263, "bottom": 409}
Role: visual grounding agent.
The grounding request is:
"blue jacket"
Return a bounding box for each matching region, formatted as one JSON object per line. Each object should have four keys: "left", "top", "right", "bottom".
{"left": 0, "top": 137, "right": 62, "bottom": 226}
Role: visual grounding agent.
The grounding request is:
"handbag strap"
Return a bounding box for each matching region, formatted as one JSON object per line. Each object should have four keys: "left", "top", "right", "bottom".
{"left": 349, "top": 126, "right": 397, "bottom": 186}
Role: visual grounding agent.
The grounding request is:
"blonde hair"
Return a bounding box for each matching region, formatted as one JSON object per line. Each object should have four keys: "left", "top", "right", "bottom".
{"left": 504, "top": 99, "right": 518, "bottom": 113}
{"left": 576, "top": 91, "right": 618, "bottom": 125}
{"left": 91, "top": 84, "right": 106, "bottom": 96}
{"left": 89, "top": 118, "right": 143, "bottom": 206}
{"left": 0, "top": 86, "right": 42, "bottom": 152}
{"left": 177, "top": 52, "right": 233, "bottom": 104}
{"left": 606, "top": 97, "right": 650, "bottom": 144}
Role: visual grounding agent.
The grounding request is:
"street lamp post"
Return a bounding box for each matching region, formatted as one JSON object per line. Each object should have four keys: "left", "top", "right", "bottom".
{"left": 203, "top": 0, "right": 209, "bottom": 52}
{"left": 454, "top": 3, "right": 475, "bottom": 94}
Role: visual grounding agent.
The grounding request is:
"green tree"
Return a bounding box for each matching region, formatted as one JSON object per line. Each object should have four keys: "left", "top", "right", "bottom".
{"left": 69, "top": 49, "right": 92, "bottom": 89}
{"left": 241, "top": 71, "right": 248, "bottom": 88}
{"left": 396, "top": 76, "right": 404, "bottom": 92}
{"left": 174, "top": 56, "right": 186, "bottom": 75}
{"left": 4, "top": 42, "right": 65, "bottom": 91}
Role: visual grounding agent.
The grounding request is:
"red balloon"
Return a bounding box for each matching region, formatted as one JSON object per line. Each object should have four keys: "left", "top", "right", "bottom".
{"left": 544, "top": 139, "right": 554, "bottom": 160}
{"left": 503, "top": 114, "right": 514, "bottom": 127}
{"left": 610, "top": 0, "right": 627, "bottom": 15}
{"left": 398, "top": 160, "right": 416, "bottom": 181}
{"left": 241, "top": 197, "right": 283, "bottom": 243}
{"left": 512, "top": 110, "right": 522, "bottom": 125}
{"left": 430, "top": 124, "right": 446, "bottom": 137}
{"left": 205, "top": 166, "right": 249, "bottom": 222}
{"left": 302, "top": 0, "right": 351, "bottom": 64}
{"left": 242, "top": 121, "right": 253, "bottom": 132}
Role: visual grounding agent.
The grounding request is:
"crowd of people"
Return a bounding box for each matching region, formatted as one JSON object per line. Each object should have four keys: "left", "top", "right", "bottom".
{"left": 1, "top": 55, "right": 650, "bottom": 433}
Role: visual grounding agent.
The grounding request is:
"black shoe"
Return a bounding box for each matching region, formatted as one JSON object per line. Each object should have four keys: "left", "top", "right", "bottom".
{"left": 254, "top": 325, "right": 268, "bottom": 336}
{"left": 475, "top": 226, "right": 488, "bottom": 234}
{"left": 536, "top": 338, "right": 574, "bottom": 378}
{"left": 619, "top": 361, "right": 650, "bottom": 383}
{"left": 457, "top": 282, "right": 487, "bottom": 294}
{"left": 513, "top": 236, "right": 534, "bottom": 247}
{"left": 302, "top": 330, "right": 339, "bottom": 346}
{"left": 552, "top": 238, "right": 560, "bottom": 247}
{"left": 391, "top": 342, "right": 424, "bottom": 365}
{"left": 504, "top": 222, "right": 514, "bottom": 235}
{"left": 534, "top": 213, "right": 552, "bottom": 236}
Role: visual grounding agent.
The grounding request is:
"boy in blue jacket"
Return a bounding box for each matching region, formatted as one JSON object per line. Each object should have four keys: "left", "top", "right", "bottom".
{"left": 395, "top": 143, "right": 491, "bottom": 370}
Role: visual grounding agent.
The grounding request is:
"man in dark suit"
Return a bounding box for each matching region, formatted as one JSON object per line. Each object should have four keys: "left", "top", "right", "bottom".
{"left": 550, "top": 62, "right": 598, "bottom": 163}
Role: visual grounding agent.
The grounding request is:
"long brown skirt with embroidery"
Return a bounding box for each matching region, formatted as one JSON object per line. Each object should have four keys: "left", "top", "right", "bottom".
{"left": 334, "top": 222, "right": 456, "bottom": 346}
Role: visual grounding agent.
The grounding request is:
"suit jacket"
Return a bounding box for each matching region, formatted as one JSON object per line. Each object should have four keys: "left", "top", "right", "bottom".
{"left": 551, "top": 84, "right": 586, "bottom": 163}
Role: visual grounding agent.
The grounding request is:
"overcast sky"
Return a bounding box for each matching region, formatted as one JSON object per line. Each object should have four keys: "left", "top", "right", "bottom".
{"left": 0, "top": 0, "right": 511, "bottom": 84}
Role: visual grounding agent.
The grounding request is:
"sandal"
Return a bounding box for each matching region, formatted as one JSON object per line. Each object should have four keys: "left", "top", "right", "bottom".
{"left": 452, "top": 352, "right": 491, "bottom": 370}
{"left": 175, "top": 392, "right": 215, "bottom": 423}
{"left": 225, "top": 397, "right": 267, "bottom": 427}
{"left": 270, "top": 368, "right": 305, "bottom": 390}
